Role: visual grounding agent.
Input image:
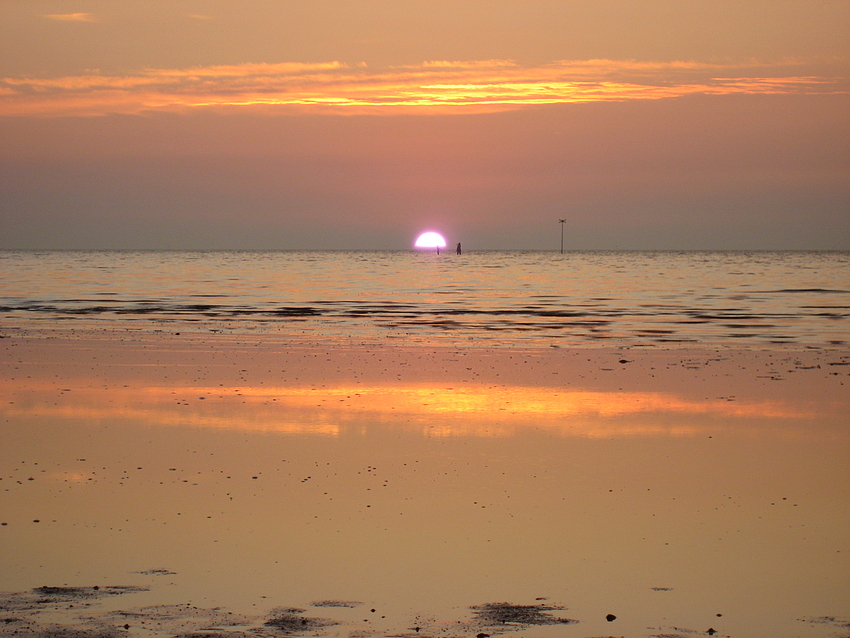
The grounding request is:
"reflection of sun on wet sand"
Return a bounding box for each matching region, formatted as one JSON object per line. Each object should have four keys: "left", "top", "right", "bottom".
{"left": 0, "top": 381, "right": 825, "bottom": 438}
{"left": 2, "top": 332, "right": 846, "bottom": 440}
{"left": 0, "top": 330, "right": 848, "bottom": 638}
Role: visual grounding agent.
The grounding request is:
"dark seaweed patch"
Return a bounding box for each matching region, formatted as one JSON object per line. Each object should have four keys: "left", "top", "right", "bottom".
{"left": 33, "top": 586, "right": 149, "bottom": 601}
{"left": 469, "top": 602, "right": 577, "bottom": 627}
{"left": 264, "top": 608, "right": 339, "bottom": 634}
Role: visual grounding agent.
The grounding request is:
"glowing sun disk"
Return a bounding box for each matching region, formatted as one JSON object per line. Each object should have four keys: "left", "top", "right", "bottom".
{"left": 415, "top": 231, "right": 447, "bottom": 248}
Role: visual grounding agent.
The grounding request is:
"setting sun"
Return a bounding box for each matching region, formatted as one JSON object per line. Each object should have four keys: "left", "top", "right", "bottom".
{"left": 414, "top": 231, "right": 447, "bottom": 249}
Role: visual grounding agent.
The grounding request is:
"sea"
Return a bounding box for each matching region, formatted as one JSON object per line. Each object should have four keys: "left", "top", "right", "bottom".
{"left": 1, "top": 249, "right": 848, "bottom": 347}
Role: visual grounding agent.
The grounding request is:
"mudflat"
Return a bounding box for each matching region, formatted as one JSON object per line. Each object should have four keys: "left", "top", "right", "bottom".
{"left": 1, "top": 329, "right": 848, "bottom": 638}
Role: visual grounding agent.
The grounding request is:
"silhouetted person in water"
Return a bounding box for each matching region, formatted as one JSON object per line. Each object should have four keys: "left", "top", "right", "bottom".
{"left": 456, "top": 242, "right": 462, "bottom": 255}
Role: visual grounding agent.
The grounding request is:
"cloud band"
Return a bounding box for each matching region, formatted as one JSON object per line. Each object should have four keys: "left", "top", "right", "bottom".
{"left": 1, "top": 57, "right": 846, "bottom": 117}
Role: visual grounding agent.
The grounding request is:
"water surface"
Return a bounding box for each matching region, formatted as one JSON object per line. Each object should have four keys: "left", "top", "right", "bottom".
{"left": 2, "top": 250, "right": 848, "bottom": 347}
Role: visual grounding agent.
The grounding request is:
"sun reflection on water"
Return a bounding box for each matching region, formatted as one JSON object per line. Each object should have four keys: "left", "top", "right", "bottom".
{"left": 1, "top": 380, "right": 827, "bottom": 439}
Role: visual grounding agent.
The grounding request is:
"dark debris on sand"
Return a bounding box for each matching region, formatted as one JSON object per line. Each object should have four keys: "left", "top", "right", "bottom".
{"left": 469, "top": 602, "right": 578, "bottom": 628}
{"left": 0, "top": 591, "right": 587, "bottom": 638}
{"left": 264, "top": 608, "right": 340, "bottom": 634}
{"left": 800, "top": 616, "right": 850, "bottom": 637}
{"left": 309, "top": 600, "right": 363, "bottom": 608}
{"left": 0, "top": 586, "right": 150, "bottom": 615}
{"left": 1, "top": 628, "right": 122, "bottom": 638}
{"left": 32, "top": 587, "right": 149, "bottom": 602}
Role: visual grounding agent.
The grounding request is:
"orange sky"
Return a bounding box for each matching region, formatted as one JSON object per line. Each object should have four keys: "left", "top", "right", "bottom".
{"left": 0, "top": 1, "right": 848, "bottom": 249}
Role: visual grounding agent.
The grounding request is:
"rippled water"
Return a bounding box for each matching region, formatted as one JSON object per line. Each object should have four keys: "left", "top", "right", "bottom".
{"left": 1, "top": 250, "right": 848, "bottom": 347}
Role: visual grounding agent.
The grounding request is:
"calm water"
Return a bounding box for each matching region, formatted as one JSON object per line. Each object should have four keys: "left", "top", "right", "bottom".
{"left": 1, "top": 250, "right": 849, "bottom": 347}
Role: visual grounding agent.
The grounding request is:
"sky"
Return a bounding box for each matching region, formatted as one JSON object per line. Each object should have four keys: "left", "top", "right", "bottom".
{"left": 0, "top": 1, "right": 848, "bottom": 250}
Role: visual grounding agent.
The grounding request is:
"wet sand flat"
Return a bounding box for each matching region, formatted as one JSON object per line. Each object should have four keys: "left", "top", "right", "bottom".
{"left": 1, "top": 330, "right": 848, "bottom": 638}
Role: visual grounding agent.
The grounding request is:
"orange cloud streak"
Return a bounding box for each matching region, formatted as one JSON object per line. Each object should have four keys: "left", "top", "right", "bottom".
{"left": 0, "top": 58, "right": 845, "bottom": 117}
{"left": 42, "top": 13, "right": 97, "bottom": 22}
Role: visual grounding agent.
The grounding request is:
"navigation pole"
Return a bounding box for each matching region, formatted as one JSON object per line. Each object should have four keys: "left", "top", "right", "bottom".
{"left": 559, "top": 219, "right": 566, "bottom": 254}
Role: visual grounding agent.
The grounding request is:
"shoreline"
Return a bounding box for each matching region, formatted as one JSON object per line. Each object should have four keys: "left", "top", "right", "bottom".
{"left": 3, "top": 323, "right": 847, "bottom": 391}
